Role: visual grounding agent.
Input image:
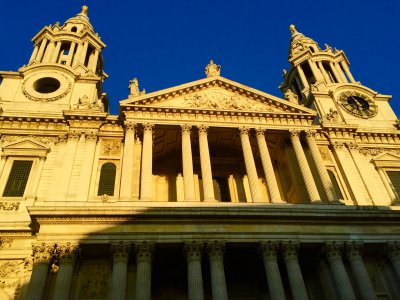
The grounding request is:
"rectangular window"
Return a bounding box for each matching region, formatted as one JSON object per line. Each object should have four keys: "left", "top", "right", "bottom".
{"left": 3, "top": 160, "right": 33, "bottom": 197}
{"left": 386, "top": 171, "right": 400, "bottom": 197}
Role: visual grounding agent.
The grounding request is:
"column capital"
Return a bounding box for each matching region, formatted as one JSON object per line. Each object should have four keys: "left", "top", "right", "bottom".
{"left": 259, "top": 241, "right": 280, "bottom": 260}
{"left": 239, "top": 127, "right": 250, "bottom": 136}
{"left": 206, "top": 241, "right": 225, "bottom": 260}
{"left": 331, "top": 141, "right": 345, "bottom": 149}
{"left": 197, "top": 125, "right": 209, "bottom": 134}
{"left": 68, "top": 130, "right": 81, "bottom": 140}
{"left": 255, "top": 128, "right": 266, "bottom": 137}
{"left": 324, "top": 241, "right": 344, "bottom": 259}
{"left": 385, "top": 241, "right": 400, "bottom": 260}
{"left": 181, "top": 124, "right": 192, "bottom": 134}
{"left": 55, "top": 242, "right": 80, "bottom": 264}
{"left": 134, "top": 241, "right": 155, "bottom": 262}
{"left": 345, "top": 141, "right": 359, "bottom": 150}
{"left": 85, "top": 130, "right": 98, "bottom": 141}
{"left": 124, "top": 121, "right": 136, "bottom": 131}
{"left": 304, "top": 129, "right": 317, "bottom": 139}
{"left": 345, "top": 241, "right": 363, "bottom": 260}
{"left": 184, "top": 241, "right": 203, "bottom": 261}
{"left": 142, "top": 123, "right": 155, "bottom": 131}
{"left": 111, "top": 241, "right": 130, "bottom": 263}
{"left": 289, "top": 129, "right": 302, "bottom": 137}
{"left": 32, "top": 242, "right": 54, "bottom": 265}
{"left": 281, "top": 241, "right": 300, "bottom": 260}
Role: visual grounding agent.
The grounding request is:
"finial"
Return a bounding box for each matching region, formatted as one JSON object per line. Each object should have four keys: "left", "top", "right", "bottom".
{"left": 205, "top": 59, "right": 221, "bottom": 77}
{"left": 81, "top": 5, "right": 88, "bottom": 15}
{"left": 289, "top": 24, "right": 297, "bottom": 35}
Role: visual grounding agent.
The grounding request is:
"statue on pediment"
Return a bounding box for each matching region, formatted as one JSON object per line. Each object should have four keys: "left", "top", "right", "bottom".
{"left": 128, "top": 78, "right": 146, "bottom": 98}
{"left": 205, "top": 60, "right": 221, "bottom": 77}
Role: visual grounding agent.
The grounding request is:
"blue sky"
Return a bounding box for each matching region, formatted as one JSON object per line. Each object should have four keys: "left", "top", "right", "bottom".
{"left": 0, "top": 0, "right": 398, "bottom": 116}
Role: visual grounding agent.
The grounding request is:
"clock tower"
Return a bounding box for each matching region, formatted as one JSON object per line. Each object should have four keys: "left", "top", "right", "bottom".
{"left": 0, "top": 5, "right": 109, "bottom": 116}
{"left": 280, "top": 25, "right": 397, "bottom": 129}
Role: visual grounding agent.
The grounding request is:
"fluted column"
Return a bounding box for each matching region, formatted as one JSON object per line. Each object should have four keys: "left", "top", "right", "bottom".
{"left": 305, "top": 130, "right": 339, "bottom": 203}
{"left": 53, "top": 243, "right": 80, "bottom": 300}
{"left": 289, "top": 130, "right": 321, "bottom": 203}
{"left": 135, "top": 242, "right": 154, "bottom": 300}
{"left": 36, "top": 38, "right": 48, "bottom": 62}
{"left": 181, "top": 125, "right": 196, "bottom": 201}
{"left": 140, "top": 123, "right": 154, "bottom": 201}
{"left": 109, "top": 242, "right": 130, "bottom": 300}
{"left": 385, "top": 241, "right": 400, "bottom": 280}
{"left": 198, "top": 126, "right": 215, "bottom": 201}
{"left": 51, "top": 41, "right": 62, "bottom": 63}
{"left": 207, "top": 241, "right": 228, "bottom": 300}
{"left": 239, "top": 128, "right": 263, "bottom": 202}
{"left": 29, "top": 44, "right": 39, "bottom": 63}
{"left": 184, "top": 241, "right": 205, "bottom": 300}
{"left": 259, "top": 241, "right": 286, "bottom": 300}
{"left": 345, "top": 242, "right": 377, "bottom": 300}
{"left": 324, "top": 242, "right": 356, "bottom": 300}
{"left": 120, "top": 122, "right": 136, "bottom": 200}
{"left": 26, "top": 243, "right": 53, "bottom": 300}
{"left": 256, "top": 129, "right": 283, "bottom": 203}
{"left": 282, "top": 242, "right": 309, "bottom": 300}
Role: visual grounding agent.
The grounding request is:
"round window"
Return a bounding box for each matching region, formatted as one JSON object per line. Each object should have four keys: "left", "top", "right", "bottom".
{"left": 33, "top": 77, "right": 61, "bottom": 94}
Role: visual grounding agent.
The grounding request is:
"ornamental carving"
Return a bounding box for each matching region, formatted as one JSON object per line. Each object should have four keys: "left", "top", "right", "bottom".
{"left": 206, "top": 241, "right": 225, "bottom": 260}
{"left": 205, "top": 60, "right": 221, "bottom": 77}
{"left": 319, "top": 147, "right": 331, "bottom": 161}
{"left": 55, "top": 242, "right": 80, "bottom": 264}
{"left": 134, "top": 241, "right": 155, "bottom": 262}
{"left": 184, "top": 241, "right": 203, "bottom": 260}
{"left": 101, "top": 140, "right": 121, "bottom": 156}
{"left": 0, "top": 237, "right": 13, "bottom": 249}
{"left": 325, "top": 108, "right": 340, "bottom": 122}
{"left": 111, "top": 241, "right": 130, "bottom": 263}
{"left": 0, "top": 202, "right": 20, "bottom": 211}
{"left": 259, "top": 241, "right": 279, "bottom": 260}
{"left": 281, "top": 241, "right": 299, "bottom": 259}
{"left": 359, "top": 147, "right": 400, "bottom": 157}
{"left": 71, "top": 94, "right": 104, "bottom": 111}
{"left": 0, "top": 135, "right": 59, "bottom": 145}
{"left": 183, "top": 91, "right": 273, "bottom": 111}
{"left": 0, "top": 259, "right": 30, "bottom": 300}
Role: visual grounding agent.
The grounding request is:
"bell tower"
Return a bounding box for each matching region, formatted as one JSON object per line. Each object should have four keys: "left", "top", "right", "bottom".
{"left": 0, "top": 5, "right": 109, "bottom": 115}
{"left": 280, "top": 25, "right": 396, "bottom": 129}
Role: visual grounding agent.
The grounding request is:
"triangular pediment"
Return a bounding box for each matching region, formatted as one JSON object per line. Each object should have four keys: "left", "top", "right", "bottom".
{"left": 3, "top": 139, "right": 48, "bottom": 150}
{"left": 1, "top": 139, "right": 50, "bottom": 157}
{"left": 120, "top": 76, "right": 316, "bottom": 115}
{"left": 373, "top": 152, "right": 400, "bottom": 161}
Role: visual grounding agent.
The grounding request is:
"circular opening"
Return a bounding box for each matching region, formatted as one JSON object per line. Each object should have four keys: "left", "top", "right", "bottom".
{"left": 33, "top": 77, "right": 61, "bottom": 94}
{"left": 71, "top": 26, "right": 77, "bottom": 32}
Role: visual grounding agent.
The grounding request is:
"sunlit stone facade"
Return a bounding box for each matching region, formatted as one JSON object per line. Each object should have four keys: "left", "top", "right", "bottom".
{"left": 0, "top": 7, "right": 399, "bottom": 300}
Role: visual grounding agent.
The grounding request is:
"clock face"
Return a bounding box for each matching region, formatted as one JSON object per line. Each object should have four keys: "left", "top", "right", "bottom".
{"left": 338, "top": 91, "right": 377, "bottom": 119}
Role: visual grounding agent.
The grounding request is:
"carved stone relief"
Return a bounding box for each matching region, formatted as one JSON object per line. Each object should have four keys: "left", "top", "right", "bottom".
{"left": 0, "top": 259, "right": 30, "bottom": 299}
{"left": 0, "top": 202, "right": 20, "bottom": 211}
{"left": 0, "top": 135, "right": 59, "bottom": 146}
{"left": 101, "top": 140, "right": 121, "bottom": 156}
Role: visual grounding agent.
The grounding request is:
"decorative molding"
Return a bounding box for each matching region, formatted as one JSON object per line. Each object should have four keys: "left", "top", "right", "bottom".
{"left": 134, "top": 241, "right": 154, "bottom": 262}
{"left": 111, "top": 241, "right": 130, "bottom": 263}
{"left": 0, "top": 237, "right": 14, "bottom": 249}
{"left": 206, "top": 240, "right": 225, "bottom": 260}
{"left": 0, "top": 135, "right": 60, "bottom": 146}
{"left": 259, "top": 241, "right": 279, "bottom": 260}
{"left": 184, "top": 241, "right": 203, "bottom": 261}
{"left": 281, "top": 241, "right": 300, "bottom": 259}
{"left": 0, "top": 202, "right": 20, "bottom": 211}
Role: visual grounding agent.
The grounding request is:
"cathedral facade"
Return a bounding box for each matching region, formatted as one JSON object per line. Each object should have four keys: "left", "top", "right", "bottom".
{"left": 0, "top": 6, "right": 400, "bottom": 300}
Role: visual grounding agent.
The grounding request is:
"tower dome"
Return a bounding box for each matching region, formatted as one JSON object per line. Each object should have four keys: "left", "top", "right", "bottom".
{"left": 288, "top": 25, "right": 320, "bottom": 59}
{"left": 63, "top": 5, "right": 94, "bottom": 33}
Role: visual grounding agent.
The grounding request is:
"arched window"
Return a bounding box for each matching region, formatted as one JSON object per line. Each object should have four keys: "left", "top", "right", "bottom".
{"left": 97, "top": 162, "right": 116, "bottom": 196}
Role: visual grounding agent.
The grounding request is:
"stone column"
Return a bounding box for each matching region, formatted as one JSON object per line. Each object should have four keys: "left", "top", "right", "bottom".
{"left": 181, "top": 125, "right": 196, "bottom": 201}
{"left": 0, "top": 155, "right": 7, "bottom": 178}
{"left": 305, "top": 130, "right": 339, "bottom": 203}
{"left": 198, "top": 125, "right": 215, "bottom": 202}
{"left": 140, "top": 123, "right": 154, "bottom": 201}
{"left": 317, "top": 61, "right": 331, "bottom": 83}
{"left": 52, "top": 243, "right": 80, "bottom": 300}
{"left": 26, "top": 243, "right": 53, "bottom": 300}
{"left": 72, "top": 43, "right": 83, "bottom": 66}
{"left": 296, "top": 65, "right": 309, "bottom": 89}
{"left": 36, "top": 38, "right": 48, "bottom": 62}
{"left": 282, "top": 241, "right": 309, "bottom": 300}
{"left": 51, "top": 41, "right": 62, "bottom": 63}
{"left": 324, "top": 242, "right": 356, "bottom": 300}
{"left": 317, "top": 259, "right": 338, "bottom": 300}
{"left": 256, "top": 129, "right": 283, "bottom": 203}
{"left": 345, "top": 242, "right": 377, "bottom": 300}
{"left": 385, "top": 241, "right": 400, "bottom": 280}
{"left": 80, "top": 41, "right": 89, "bottom": 65}
{"left": 340, "top": 61, "right": 356, "bottom": 83}
{"left": 66, "top": 42, "right": 76, "bottom": 66}
{"left": 207, "top": 241, "right": 228, "bottom": 300}
{"left": 289, "top": 130, "right": 321, "bottom": 203}
{"left": 259, "top": 241, "right": 286, "bottom": 300}
{"left": 329, "top": 62, "right": 342, "bottom": 83}
{"left": 76, "top": 132, "right": 97, "bottom": 201}
{"left": 43, "top": 42, "right": 55, "bottom": 63}
{"left": 239, "top": 128, "right": 263, "bottom": 202}
{"left": 90, "top": 49, "right": 100, "bottom": 72}
{"left": 29, "top": 44, "right": 39, "bottom": 63}
{"left": 135, "top": 242, "right": 154, "bottom": 300}
{"left": 120, "top": 122, "right": 136, "bottom": 200}
{"left": 109, "top": 242, "right": 130, "bottom": 300}
{"left": 308, "top": 60, "right": 323, "bottom": 82}
{"left": 184, "top": 241, "right": 205, "bottom": 300}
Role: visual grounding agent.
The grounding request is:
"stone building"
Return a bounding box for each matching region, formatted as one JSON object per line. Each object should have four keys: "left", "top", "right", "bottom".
{"left": 0, "top": 6, "right": 399, "bottom": 300}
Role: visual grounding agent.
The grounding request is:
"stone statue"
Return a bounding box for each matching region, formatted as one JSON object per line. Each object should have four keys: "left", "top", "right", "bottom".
{"left": 205, "top": 60, "right": 221, "bottom": 77}
{"left": 284, "top": 89, "right": 298, "bottom": 103}
{"left": 128, "top": 78, "right": 146, "bottom": 98}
